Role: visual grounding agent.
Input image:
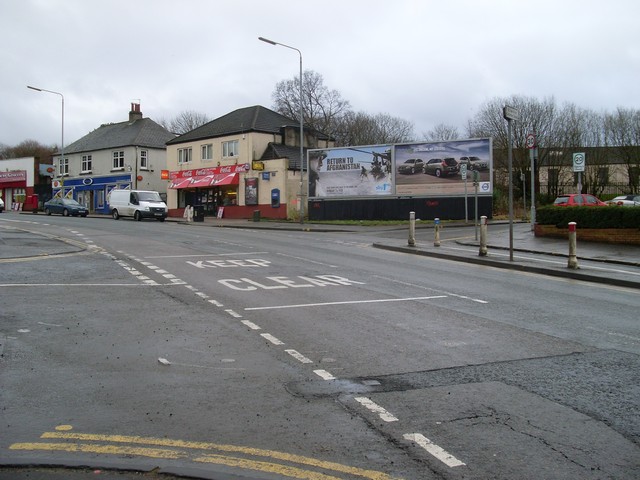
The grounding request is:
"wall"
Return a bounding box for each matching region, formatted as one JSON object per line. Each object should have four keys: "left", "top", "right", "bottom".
{"left": 534, "top": 224, "right": 640, "bottom": 245}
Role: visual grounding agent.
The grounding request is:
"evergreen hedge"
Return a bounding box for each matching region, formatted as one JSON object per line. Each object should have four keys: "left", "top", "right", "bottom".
{"left": 537, "top": 206, "right": 640, "bottom": 229}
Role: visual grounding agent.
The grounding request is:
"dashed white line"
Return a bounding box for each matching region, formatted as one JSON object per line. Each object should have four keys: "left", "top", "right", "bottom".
{"left": 354, "top": 397, "right": 399, "bottom": 422}
{"left": 313, "top": 369, "right": 336, "bottom": 380}
{"left": 403, "top": 433, "right": 466, "bottom": 468}
{"left": 208, "top": 300, "right": 224, "bottom": 307}
{"left": 225, "top": 309, "right": 242, "bottom": 318}
{"left": 285, "top": 349, "right": 313, "bottom": 364}
{"left": 260, "top": 333, "right": 284, "bottom": 345}
{"left": 241, "top": 320, "right": 261, "bottom": 330}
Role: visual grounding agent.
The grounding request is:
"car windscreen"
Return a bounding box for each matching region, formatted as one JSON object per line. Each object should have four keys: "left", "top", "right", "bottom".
{"left": 137, "top": 192, "right": 162, "bottom": 202}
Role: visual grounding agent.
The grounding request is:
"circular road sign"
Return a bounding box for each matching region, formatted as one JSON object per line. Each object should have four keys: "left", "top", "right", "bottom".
{"left": 526, "top": 134, "right": 536, "bottom": 149}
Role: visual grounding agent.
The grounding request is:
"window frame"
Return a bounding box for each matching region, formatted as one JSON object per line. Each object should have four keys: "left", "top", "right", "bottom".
{"left": 222, "top": 140, "right": 239, "bottom": 158}
{"left": 140, "top": 149, "right": 149, "bottom": 170}
{"left": 178, "top": 147, "right": 193, "bottom": 164}
{"left": 112, "top": 151, "right": 125, "bottom": 170}
{"left": 81, "top": 154, "right": 92, "bottom": 173}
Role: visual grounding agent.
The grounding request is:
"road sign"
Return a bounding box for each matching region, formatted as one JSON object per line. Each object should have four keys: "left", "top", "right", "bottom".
{"left": 503, "top": 105, "right": 519, "bottom": 121}
{"left": 573, "top": 152, "right": 586, "bottom": 172}
{"left": 460, "top": 163, "right": 467, "bottom": 180}
{"left": 526, "top": 133, "right": 536, "bottom": 149}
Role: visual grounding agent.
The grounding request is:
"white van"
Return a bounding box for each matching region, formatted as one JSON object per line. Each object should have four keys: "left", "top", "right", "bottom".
{"left": 108, "top": 189, "right": 168, "bottom": 222}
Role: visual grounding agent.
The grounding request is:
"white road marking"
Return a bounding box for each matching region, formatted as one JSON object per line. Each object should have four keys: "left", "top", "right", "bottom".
{"left": 260, "top": 333, "right": 284, "bottom": 345}
{"left": 241, "top": 320, "right": 261, "bottom": 330}
{"left": 145, "top": 252, "right": 269, "bottom": 259}
{"left": 354, "top": 397, "right": 399, "bottom": 422}
{"left": 313, "top": 369, "right": 336, "bottom": 380}
{"left": 403, "top": 433, "right": 466, "bottom": 468}
{"left": 245, "top": 295, "right": 447, "bottom": 311}
{"left": 225, "top": 309, "right": 242, "bottom": 318}
{"left": 208, "top": 300, "right": 224, "bottom": 307}
{"left": 285, "top": 349, "right": 314, "bottom": 364}
{"left": 37, "top": 322, "right": 62, "bottom": 327}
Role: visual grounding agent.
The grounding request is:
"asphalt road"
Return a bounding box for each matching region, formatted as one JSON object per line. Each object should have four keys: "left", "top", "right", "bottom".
{"left": 1, "top": 213, "right": 639, "bottom": 479}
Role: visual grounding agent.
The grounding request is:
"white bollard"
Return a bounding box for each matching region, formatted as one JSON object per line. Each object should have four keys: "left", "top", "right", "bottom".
{"left": 479, "top": 215, "right": 488, "bottom": 256}
{"left": 567, "top": 222, "right": 578, "bottom": 269}
{"left": 434, "top": 218, "right": 441, "bottom": 247}
{"left": 408, "top": 211, "right": 416, "bottom": 247}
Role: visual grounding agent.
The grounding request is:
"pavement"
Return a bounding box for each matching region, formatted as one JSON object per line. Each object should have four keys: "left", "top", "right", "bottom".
{"left": 2, "top": 211, "right": 639, "bottom": 290}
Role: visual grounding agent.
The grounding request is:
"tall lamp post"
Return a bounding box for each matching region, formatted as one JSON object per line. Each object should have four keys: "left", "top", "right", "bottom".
{"left": 258, "top": 36, "right": 305, "bottom": 224}
{"left": 28, "top": 85, "right": 65, "bottom": 198}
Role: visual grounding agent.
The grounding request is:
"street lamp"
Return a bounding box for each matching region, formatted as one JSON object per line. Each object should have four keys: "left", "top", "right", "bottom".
{"left": 28, "top": 85, "right": 65, "bottom": 199}
{"left": 259, "top": 36, "right": 305, "bottom": 224}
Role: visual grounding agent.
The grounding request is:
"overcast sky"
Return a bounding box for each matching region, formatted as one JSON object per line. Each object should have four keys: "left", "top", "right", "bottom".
{"left": 2, "top": 0, "right": 638, "bottom": 148}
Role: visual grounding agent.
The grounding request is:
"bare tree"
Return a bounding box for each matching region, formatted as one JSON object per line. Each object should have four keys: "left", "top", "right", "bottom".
{"left": 423, "top": 123, "right": 460, "bottom": 141}
{"left": 0, "top": 139, "right": 56, "bottom": 161}
{"left": 157, "top": 111, "right": 210, "bottom": 135}
{"left": 272, "top": 70, "right": 351, "bottom": 137}
{"left": 334, "top": 111, "right": 414, "bottom": 146}
{"left": 604, "top": 107, "right": 640, "bottom": 192}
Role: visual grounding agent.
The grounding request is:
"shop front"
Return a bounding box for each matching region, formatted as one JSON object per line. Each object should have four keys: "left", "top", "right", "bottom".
{"left": 0, "top": 170, "right": 29, "bottom": 209}
{"left": 56, "top": 173, "right": 133, "bottom": 214}
{"left": 169, "top": 164, "right": 248, "bottom": 218}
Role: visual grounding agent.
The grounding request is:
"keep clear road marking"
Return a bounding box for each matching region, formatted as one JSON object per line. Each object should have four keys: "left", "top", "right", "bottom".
{"left": 246, "top": 295, "right": 447, "bottom": 311}
{"left": 9, "top": 427, "right": 402, "bottom": 480}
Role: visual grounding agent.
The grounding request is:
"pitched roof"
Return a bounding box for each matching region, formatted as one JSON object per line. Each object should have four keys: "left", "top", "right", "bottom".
{"left": 167, "top": 105, "right": 298, "bottom": 145}
{"left": 64, "top": 118, "right": 176, "bottom": 155}
{"left": 260, "top": 143, "right": 307, "bottom": 170}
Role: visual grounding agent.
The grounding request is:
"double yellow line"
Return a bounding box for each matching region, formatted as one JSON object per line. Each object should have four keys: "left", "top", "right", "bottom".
{"left": 10, "top": 427, "right": 402, "bottom": 480}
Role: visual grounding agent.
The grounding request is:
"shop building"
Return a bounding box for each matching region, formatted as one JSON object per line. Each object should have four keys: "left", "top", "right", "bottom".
{"left": 0, "top": 156, "right": 53, "bottom": 209}
{"left": 52, "top": 103, "right": 175, "bottom": 213}
{"left": 165, "top": 105, "right": 332, "bottom": 219}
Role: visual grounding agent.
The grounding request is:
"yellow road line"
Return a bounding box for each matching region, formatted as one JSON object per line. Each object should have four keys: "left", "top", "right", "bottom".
{"left": 36, "top": 431, "right": 399, "bottom": 480}
{"left": 10, "top": 442, "right": 184, "bottom": 459}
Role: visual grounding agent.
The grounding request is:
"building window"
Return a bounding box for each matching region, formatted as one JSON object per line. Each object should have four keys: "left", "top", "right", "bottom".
{"left": 113, "top": 151, "right": 125, "bottom": 170}
{"left": 59, "top": 157, "right": 69, "bottom": 176}
{"left": 140, "top": 150, "right": 149, "bottom": 170}
{"left": 82, "top": 155, "right": 92, "bottom": 173}
{"left": 222, "top": 140, "right": 239, "bottom": 158}
{"left": 178, "top": 148, "right": 192, "bottom": 164}
{"left": 201, "top": 144, "right": 213, "bottom": 161}
{"left": 597, "top": 167, "right": 609, "bottom": 184}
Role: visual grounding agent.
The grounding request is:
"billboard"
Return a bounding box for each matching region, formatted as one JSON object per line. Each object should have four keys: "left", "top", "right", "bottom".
{"left": 308, "top": 138, "right": 492, "bottom": 199}
{"left": 308, "top": 145, "right": 393, "bottom": 198}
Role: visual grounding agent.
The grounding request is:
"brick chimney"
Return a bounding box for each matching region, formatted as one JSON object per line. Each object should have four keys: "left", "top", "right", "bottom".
{"left": 129, "top": 102, "right": 143, "bottom": 122}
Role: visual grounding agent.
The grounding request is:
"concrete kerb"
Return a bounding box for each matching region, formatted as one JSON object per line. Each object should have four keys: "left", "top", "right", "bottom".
{"left": 371, "top": 242, "right": 640, "bottom": 290}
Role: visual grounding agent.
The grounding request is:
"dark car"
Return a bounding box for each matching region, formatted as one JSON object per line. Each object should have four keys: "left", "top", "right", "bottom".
{"left": 43, "top": 198, "right": 89, "bottom": 217}
{"left": 424, "top": 157, "right": 460, "bottom": 177}
{"left": 397, "top": 158, "right": 424, "bottom": 174}
{"left": 459, "top": 156, "right": 488, "bottom": 170}
{"left": 553, "top": 194, "right": 607, "bottom": 207}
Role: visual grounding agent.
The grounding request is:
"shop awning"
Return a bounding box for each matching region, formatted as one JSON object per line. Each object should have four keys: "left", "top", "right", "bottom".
{"left": 170, "top": 173, "right": 239, "bottom": 189}
{"left": 211, "top": 173, "right": 239, "bottom": 186}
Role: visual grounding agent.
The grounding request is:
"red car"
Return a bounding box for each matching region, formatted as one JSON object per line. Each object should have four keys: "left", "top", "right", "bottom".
{"left": 553, "top": 194, "right": 607, "bottom": 206}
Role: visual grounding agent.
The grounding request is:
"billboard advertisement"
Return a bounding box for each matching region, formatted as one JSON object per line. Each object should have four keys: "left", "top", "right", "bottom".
{"left": 308, "top": 145, "right": 393, "bottom": 198}
{"left": 309, "top": 138, "right": 491, "bottom": 199}
{"left": 394, "top": 138, "right": 492, "bottom": 196}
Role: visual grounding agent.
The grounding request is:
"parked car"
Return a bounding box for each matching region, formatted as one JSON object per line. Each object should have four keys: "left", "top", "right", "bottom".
{"left": 397, "top": 158, "right": 424, "bottom": 174}
{"left": 553, "top": 194, "right": 607, "bottom": 207}
{"left": 0, "top": 197, "right": 4, "bottom": 213}
{"left": 424, "top": 157, "right": 460, "bottom": 177}
{"left": 458, "top": 156, "right": 488, "bottom": 170}
{"left": 43, "top": 198, "right": 89, "bottom": 217}
{"left": 606, "top": 194, "right": 640, "bottom": 206}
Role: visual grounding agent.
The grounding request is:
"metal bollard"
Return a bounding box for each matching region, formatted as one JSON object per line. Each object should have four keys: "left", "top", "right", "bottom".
{"left": 567, "top": 221, "right": 578, "bottom": 269}
{"left": 434, "top": 218, "right": 441, "bottom": 247}
{"left": 408, "top": 211, "right": 416, "bottom": 247}
{"left": 479, "top": 215, "right": 488, "bottom": 256}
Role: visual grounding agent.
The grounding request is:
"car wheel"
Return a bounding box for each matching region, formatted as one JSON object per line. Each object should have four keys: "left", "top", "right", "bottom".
{"left": 45, "top": 208, "right": 52, "bottom": 216}
{"left": 112, "top": 209, "right": 120, "bottom": 220}
{"left": 81, "top": 213, "right": 87, "bottom": 217}
{"left": 134, "top": 211, "right": 142, "bottom": 221}
{"left": 410, "top": 167, "right": 415, "bottom": 174}
{"left": 63, "top": 209, "right": 69, "bottom": 216}
{"left": 435, "top": 169, "right": 442, "bottom": 177}
{"left": 157, "top": 217, "right": 165, "bottom": 222}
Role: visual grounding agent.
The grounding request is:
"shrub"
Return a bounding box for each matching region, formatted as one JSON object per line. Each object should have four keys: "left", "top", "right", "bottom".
{"left": 537, "top": 206, "right": 640, "bottom": 229}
